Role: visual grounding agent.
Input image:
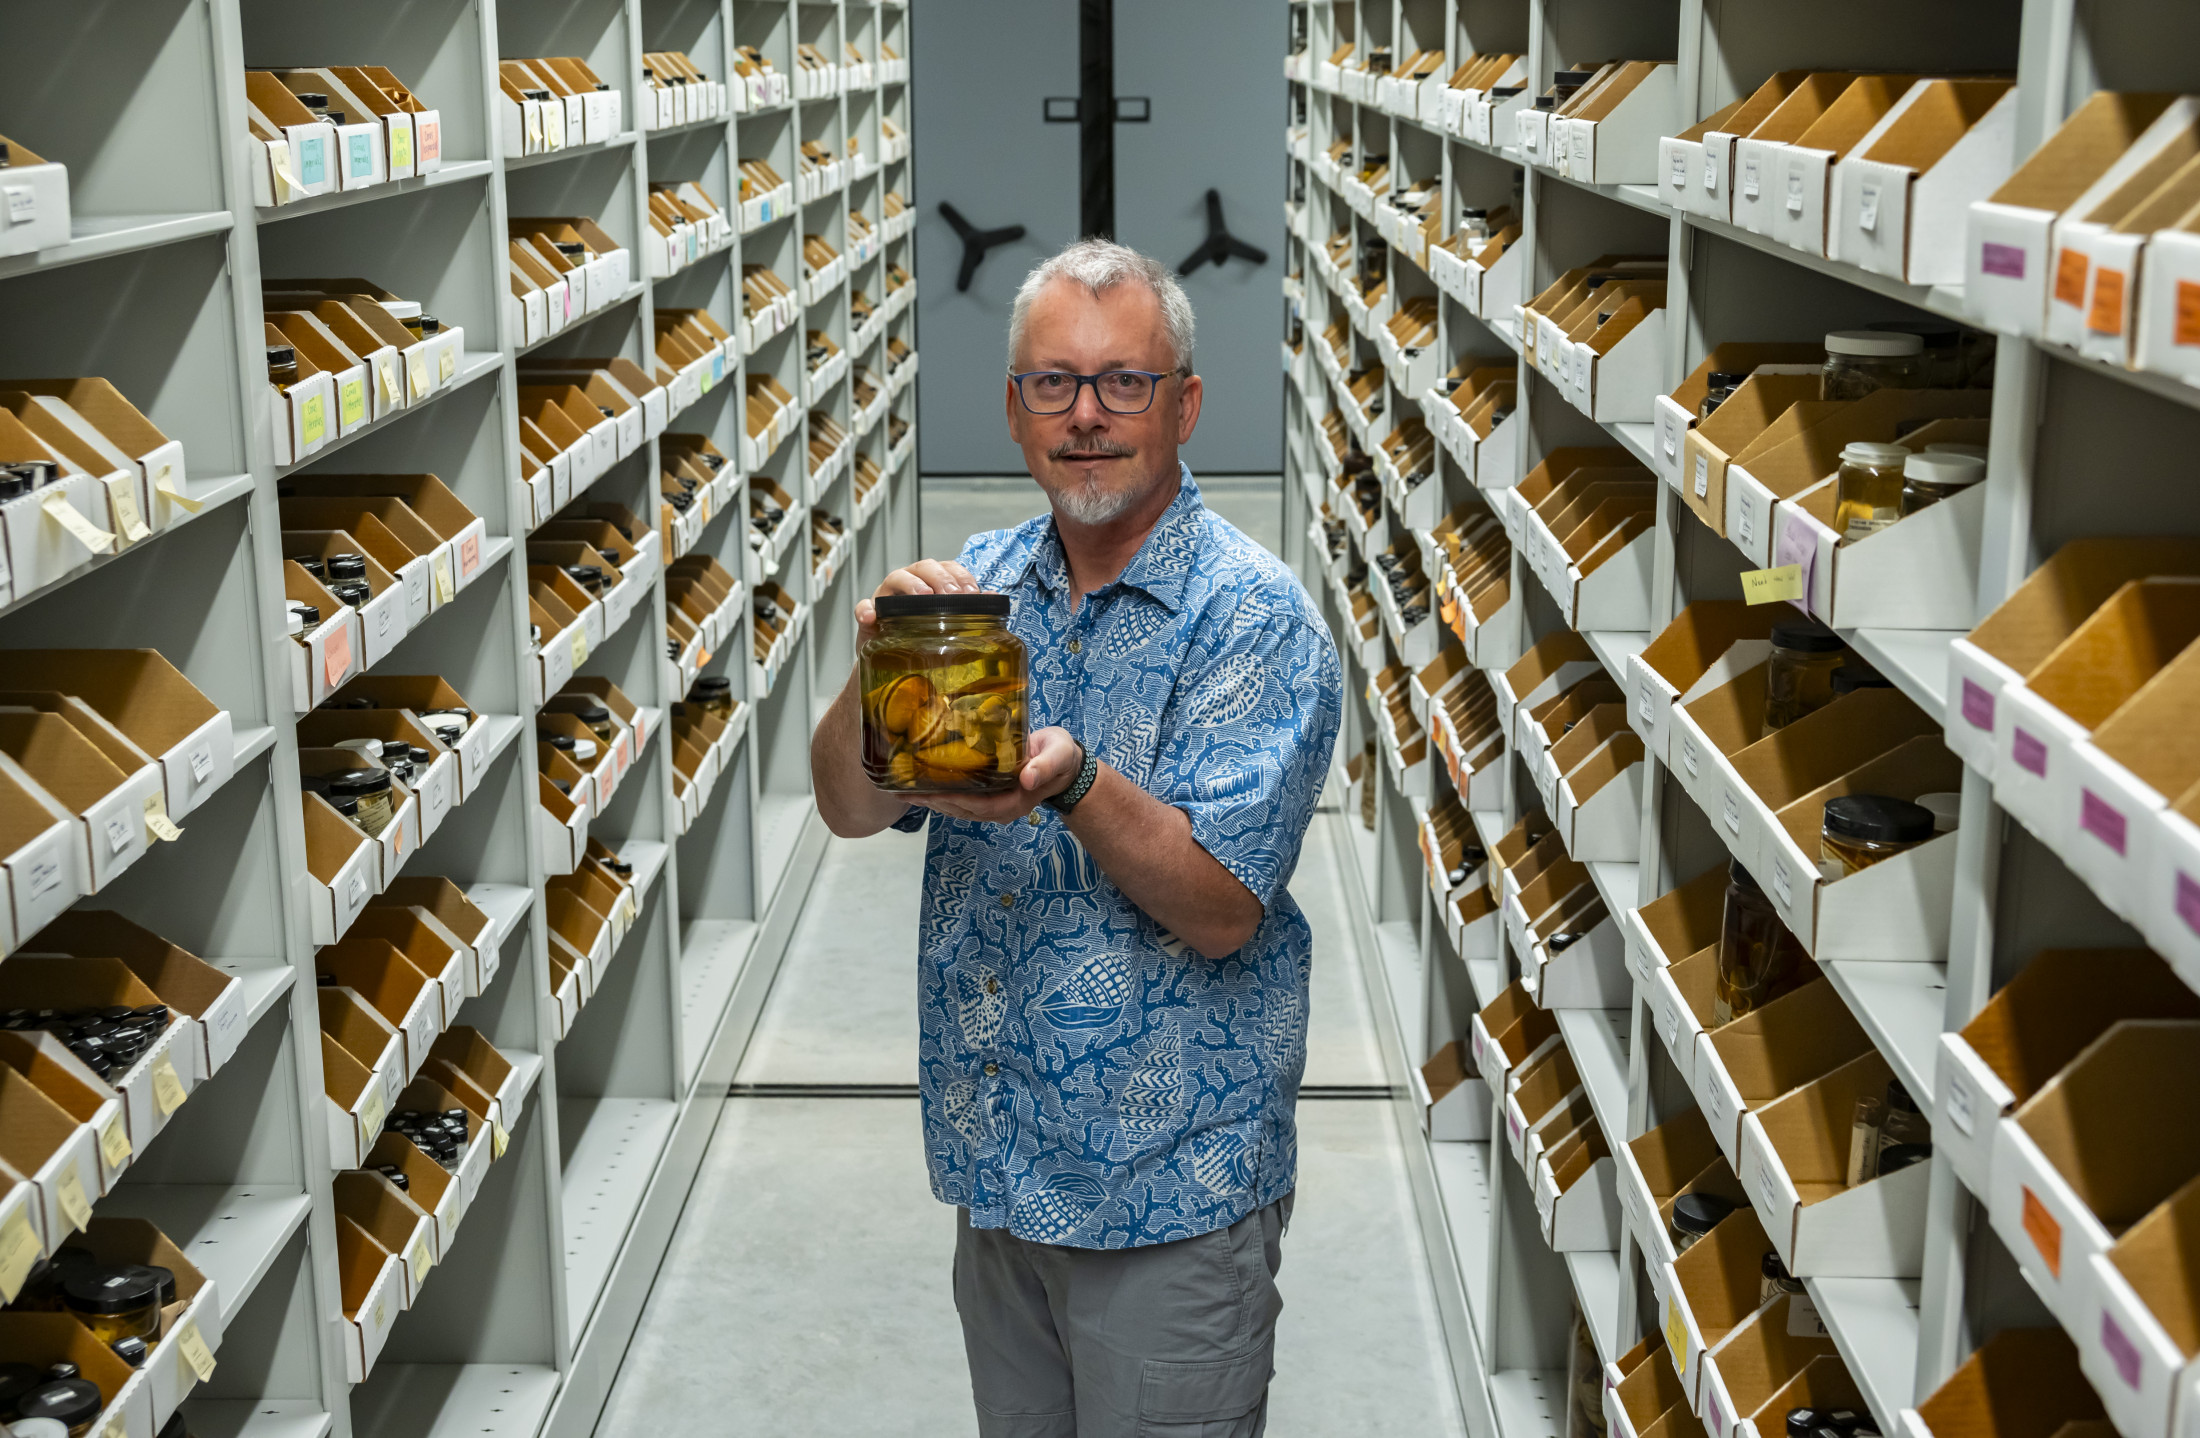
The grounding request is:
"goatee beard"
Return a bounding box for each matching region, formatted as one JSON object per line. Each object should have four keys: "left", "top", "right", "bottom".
{"left": 1044, "top": 437, "right": 1143, "bottom": 524}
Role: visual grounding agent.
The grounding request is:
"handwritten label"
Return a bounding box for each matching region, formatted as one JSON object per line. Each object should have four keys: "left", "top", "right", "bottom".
{"left": 100, "top": 1114, "right": 132, "bottom": 1168}
{"left": 1743, "top": 154, "right": 1760, "bottom": 200}
{"left": 493, "top": 1121, "right": 510, "bottom": 1159}
{"left": 340, "top": 378, "right": 367, "bottom": 428}
{"left": 409, "top": 1234, "right": 435, "bottom": 1287}
{"left": 2054, "top": 247, "right": 2091, "bottom": 307}
{"left": 359, "top": 1084, "right": 387, "bottom": 1140}
{"left": 1670, "top": 151, "right": 1686, "bottom": 188}
{"left": 56, "top": 1165, "right": 92, "bottom": 1231}
{"left": 43, "top": 489, "right": 117, "bottom": 555}
{"left": 407, "top": 348, "right": 431, "bottom": 396}
{"left": 1680, "top": 731, "right": 1701, "bottom": 779}
{"left": 104, "top": 472, "right": 150, "bottom": 543}
{"left": 1693, "top": 452, "right": 1710, "bottom": 498}
{"left": 153, "top": 1052, "right": 188, "bottom": 1115}
{"left": 1771, "top": 854, "right": 1794, "bottom": 907}
{"left": 103, "top": 810, "right": 134, "bottom": 856}
{"left": 378, "top": 359, "right": 402, "bottom": 404}
{"left": 2022, "top": 1185, "right": 2063, "bottom": 1277}
{"left": 570, "top": 628, "right": 590, "bottom": 668}
{"left": 1722, "top": 790, "right": 1743, "bottom": 836}
{"left": 2012, "top": 727, "right": 2048, "bottom": 778}
{"left": 348, "top": 132, "right": 372, "bottom": 178}
{"left": 155, "top": 464, "right": 203, "bottom": 515}
{"left": 1981, "top": 241, "right": 2026, "bottom": 279}
{"left": 322, "top": 620, "right": 353, "bottom": 686}
{"left": 2089, "top": 267, "right": 2128, "bottom": 335}
{"left": 1785, "top": 168, "right": 1805, "bottom": 215}
{"left": 1961, "top": 678, "right": 1995, "bottom": 732}
{"left": 1665, "top": 1299, "right": 1689, "bottom": 1363}
{"left": 438, "top": 344, "right": 457, "bottom": 382}
{"left": 176, "top": 1317, "right": 218, "bottom": 1382}
{"left": 459, "top": 531, "right": 481, "bottom": 575}
{"left": 432, "top": 552, "right": 455, "bottom": 604}
{"left": 1704, "top": 149, "right": 1719, "bottom": 191}
{"left": 299, "top": 390, "right": 327, "bottom": 447}
{"left": 391, "top": 125, "right": 413, "bottom": 170}
{"left": 5, "top": 184, "right": 37, "bottom": 224}
{"left": 2080, "top": 789, "right": 2129, "bottom": 856}
{"left": 0, "top": 1206, "right": 40, "bottom": 1304}
{"left": 1739, "top": 563, "right": 1803, "bottom": 605}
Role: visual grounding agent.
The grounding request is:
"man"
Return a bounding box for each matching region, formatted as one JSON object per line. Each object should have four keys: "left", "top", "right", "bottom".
{"left": 810, "top": 238, "right": 1341, "bottom": 1437}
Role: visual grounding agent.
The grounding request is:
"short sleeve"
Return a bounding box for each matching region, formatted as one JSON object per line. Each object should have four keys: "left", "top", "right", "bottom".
{"left": 1147, "top": 586, "right": 1342, "bottom": 907}
{"left": 890, "top": 805, "right": 928, "bottom": 834}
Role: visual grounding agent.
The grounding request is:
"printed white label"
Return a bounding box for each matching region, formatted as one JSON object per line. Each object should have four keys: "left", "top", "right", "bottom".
{"left": 1771, "top": 855, "right": 1792, "bottom": 907}
{"left": 103, "top": 811, "right": 133, "bottom": 855}
{"left": 1946, "top": 1077, "right": 1975, "bottom": 1136}
{"left": 1670, "top": 152, "right": 1686, "bottom": 188}
{"left": 1722, "top": 790, "right": 1742, "bottom": 836}
{"left": 1663, "top": 414, "right": 1679, "bottom": 459}
{"left": 1786, "top": 169, "right": 1806, "bottom": 215}
{"left": 1704, "top": 150, "right": 1719, "bottom": 191}
{"left": 1858, "top": 181, "right": 1882, "bottom": 233}
{"left": 1694, "top": 453, "right": 1710, "bottom": 498}
{"left": 1743, "top": 155, "right": 1760, "bottom": 200}
{"left": 4, "top": 185, "right": 35, "bottom": 224}
{"left": 1737, "top": 498, "right": 1754, "bottom": 547}
{"left": 1681, "top": 732, "right": 1701, "bottom": 779}
{"left": 347, "top": 872, "right": 369, "bottom": 907}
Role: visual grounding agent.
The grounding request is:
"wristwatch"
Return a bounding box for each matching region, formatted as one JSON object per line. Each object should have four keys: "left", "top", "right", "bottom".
{"left": 1045, "top": 742, "right": 1102, "bottom": 815}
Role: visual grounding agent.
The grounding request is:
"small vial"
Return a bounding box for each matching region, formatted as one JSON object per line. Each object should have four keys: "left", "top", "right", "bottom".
{"left": 268, "top": 344, "right": 300, "bottom": 392}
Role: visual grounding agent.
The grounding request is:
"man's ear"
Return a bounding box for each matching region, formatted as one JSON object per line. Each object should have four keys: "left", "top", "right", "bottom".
{"left": 1176, "top": 373, "right": 1203, "bottom": 444}
{"left": 1006, "top": 377, "right": 1021, "bottom": 441}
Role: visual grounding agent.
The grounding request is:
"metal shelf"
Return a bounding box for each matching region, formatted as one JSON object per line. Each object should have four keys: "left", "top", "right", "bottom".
{"left": 559, "top": 1096, "right": 679, "bottom": 1336}
{"left": 0, "top": 210, "right": 234, "bottom": 281}
{"left": 0, "top": 473, "right": 255, "bottom": 622}
{"left": 254, "top": 160, "right": 496, "bottom": 225}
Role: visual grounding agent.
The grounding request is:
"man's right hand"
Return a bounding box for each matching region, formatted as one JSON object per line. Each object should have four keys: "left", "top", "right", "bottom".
{"left": 856, "top": 559, "right": 984, "bottom": 638}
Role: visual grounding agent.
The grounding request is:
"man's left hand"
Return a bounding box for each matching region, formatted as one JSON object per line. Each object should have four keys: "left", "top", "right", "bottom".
{"left": 915, "top": 727, "right": 1084, "bottom": 824}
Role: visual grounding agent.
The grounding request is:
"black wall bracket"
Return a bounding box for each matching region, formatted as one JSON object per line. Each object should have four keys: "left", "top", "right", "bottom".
{"left": 1177, "top": 190, "right": 1268, "bottom": 275}
{"left": 940, "top": 202, "right": 1028, "bottom": 292}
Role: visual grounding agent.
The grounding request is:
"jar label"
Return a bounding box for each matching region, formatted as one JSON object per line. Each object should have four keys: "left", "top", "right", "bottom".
{"left": 1980, "top": 242, "right": 2026, "bottom": 279}
{"left": 2012, "top": 727, "right": 2049, "bottom": 778}
{"left": 2080, "top": 789, "right": 2128, "bottom": 856}
{"left": 1961, "top": 678, "right": 1995, "bottom": 732}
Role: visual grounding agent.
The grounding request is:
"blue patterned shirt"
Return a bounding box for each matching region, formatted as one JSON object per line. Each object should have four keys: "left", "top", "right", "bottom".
{"left": 891, "top": 468, "right": 1342, "bottom": 1248}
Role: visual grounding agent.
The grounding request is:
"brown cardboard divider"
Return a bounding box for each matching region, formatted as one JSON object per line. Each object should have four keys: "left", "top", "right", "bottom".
{"left": 1673, "top": 1204, "right": 1778, "bottom": 1350}
{"left": 1729, "top": 687, "right": 1936, "bottom": 816}
{"left": 0, "top": 1312, "right": 140, "bottom": 1422}
{"left": 1635, "top": 863, "right": 1730, "bottom": 967}
{"left": 2106, "top": 1169, "right": 2200, "bottom": 1359}
{"left": 1705, "top": 976, "right": 1866, "bottom": 1112}
{"left": 1967, "top": 539, "right": 2200, "bottom": 680}
{"left": 1631, "top": 1107, "right": 1723, "bottom": 1212}
{"left": 2013, "top": 1020, "right": 2200, "bottom": 1234}
{"left": 1912, "top": 1328, "right": 2102, "bottom": 1438}
{"left": 1959, "top": 948, "right": 2198, "bottom": 1107}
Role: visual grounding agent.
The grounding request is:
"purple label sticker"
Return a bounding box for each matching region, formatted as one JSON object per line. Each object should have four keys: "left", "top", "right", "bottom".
{"left": 1962, "top": 678, "right": 1995, "bottom": 732}
{"left": 1981, "top": 242, "right": 2027, "bottom": 279}
{"left": 2179, "top": 870, "right": 2200, "bottom": 937}
{"left": 2081, "top": 790, "right": 2129, "bottom": 856}
{"left": 1772, "top": 512, "right": 1819, "bottom": 610}
{"left": 2101, "top": 1310, "right": 2144, "bottom": 1391}
{"left": 2013, "top": 727, "right": 2049, "bottom": 777}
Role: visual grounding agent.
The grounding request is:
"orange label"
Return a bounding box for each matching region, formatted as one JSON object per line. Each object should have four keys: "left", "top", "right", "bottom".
{"left": 2022, "top": 1185, "right": 2063, "bottom": 1277}
{"left": 322, "top": 622, "right": 353, "bottom": 685}
{"left": 2177, "top": 280, "right": 2200, "bottom": 348}
{"left": 2054, "top": 248, "right": 2090, "bottom": 307}
{"left": 2089, "top": 268, "right": 2128, "bottom": 336}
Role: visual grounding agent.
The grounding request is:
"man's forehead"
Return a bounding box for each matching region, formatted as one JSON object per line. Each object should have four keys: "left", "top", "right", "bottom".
{"left": 1024, "top": 280, "right": 1167, "bottom": 348}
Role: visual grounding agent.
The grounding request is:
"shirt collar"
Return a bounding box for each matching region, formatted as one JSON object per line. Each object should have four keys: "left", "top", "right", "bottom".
{"left": 1019, "top": 463, "right": 1204, "bottom": 614}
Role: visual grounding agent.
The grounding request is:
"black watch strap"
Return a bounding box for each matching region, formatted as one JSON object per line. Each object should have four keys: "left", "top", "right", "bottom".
{"left": 1045, "top": 744, "right": 1102, "bottom": 815}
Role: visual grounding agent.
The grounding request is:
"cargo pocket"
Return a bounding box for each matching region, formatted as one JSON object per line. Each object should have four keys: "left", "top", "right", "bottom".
{"left": 1137, "top": 1345, "right": 1273, "bottom": 1436}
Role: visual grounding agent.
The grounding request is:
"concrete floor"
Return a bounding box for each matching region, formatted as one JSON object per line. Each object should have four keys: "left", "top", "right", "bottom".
{"left": 597, "top": 477, "right": 1464, "bottom": 1436}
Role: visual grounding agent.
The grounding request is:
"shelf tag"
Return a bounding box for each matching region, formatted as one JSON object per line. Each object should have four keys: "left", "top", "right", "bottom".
{"left": 56, "top": 1165, "right": 93, "bottom": 1232}
{"left": 1857, "top": 181, "right": 1881, "bottom": 233}
{"left": 103, "top": 473, "right": 150, "bottom": 543}
{"left": 299, "top": 390, "right": 327, "bottom": 448}
{"left": 492, "top": 1121, "right": 510, "bottom": 1159}
{"left": 1785, "top": 168, "right": 1805, "bottom": 215}
{"left": 6, "top": 183, "right": 38, "bottom": 224}
{"left": 43, "top": 489, "right": 116, "bottom": 555}
{"left": 340, "top": 377, "right": 367, "bottom": 428}
{"left": 0, "top": 1206, "right": 40, "bottom": 1304}
{"left": 176, "top": 1317, "right": 218, "bottom": 1383}
{"left": 1738, "top": 563, "right": 1802, "bottom": 605}
{"left": 408, "top": 347, "right": 431, "bottom": 397}
{"left": 153, "top": 1052, "right": 188, "bottom": 1116}
{"left": 100, "top": 1114, "right": 133, "bottom": 1168}
{"left": 432, "top": 551, "right": 456, "bottom": 604}
{"left": 2054, "top": 247, "right": 2090, "bottom": 307}
{"left": 1743, "top": 154, "right": 1760, "bottom": 200}
{"left": 408, "top": 1234, "right": 434, "bottom": 1287}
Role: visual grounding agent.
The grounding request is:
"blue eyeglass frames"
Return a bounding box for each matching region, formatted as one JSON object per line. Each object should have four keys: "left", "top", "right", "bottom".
{"left": 1008, "top": 368, "right": 1183, "bottom": 415}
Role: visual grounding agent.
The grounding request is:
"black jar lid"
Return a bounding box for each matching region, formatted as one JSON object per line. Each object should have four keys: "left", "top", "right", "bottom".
{"left": 1787, "top": 1411, "right": 1824, "bottom": 1438}
{"left": 324, "top": 768, "right": 392, "bottom": 798}
{"left": 1704, "top": 371, "right": 1748, "bottom": 390}
{"left": 1761, "top": 1249, "right": 1794, "bottom": 1282}
{"left": 1886, "top": 1078, "right": 1921, "bottom": 1116}
{"left": 1831, "top": 663, "right": 1893, "bottom": 695}
{"left": 297, "top": 92, "right": 330, "bottom": 108}
{"left": 290, "top": 553, "right": 327, "bottom": 576}
{"left": 1879, "top": 1142, "right": 1931, "bottom": 1173}
{"left": 874, "top": 592, "right": 1009, "bottom": 618}
{"left": 571, "top": 702, "right": 612, "bottom": 725}
{"left": 112, "top": 1334, "right": 151, "bottom": 1367}
{"left": 1770, "top": 618, "right": 1844, "bottom": 654}
{"left": 691, "top": 677, "right": 733, "bottom": 698}
{"left": 62, "top": 1265, "right": 161, "bottom": 1314}
{"left": 268, "top": 344, "right": 298, "bottom": 366}
{"left": 16, "top": 1374, "right": 103, "bottom": 1425}
{"left": 1671, "top": 1191, "right": 1736, "bottom": 1236}
{"left": 1823, "top": 794, "right": 1934, "bottom": 845}
{"left": 539, "top": 731, "right": 576, "bottom": 751}
{"left": 327, "top": 552, "right": 368, "bottom": 580}
{"left": 329, "top": 794, "right": 360, "bottom": 816}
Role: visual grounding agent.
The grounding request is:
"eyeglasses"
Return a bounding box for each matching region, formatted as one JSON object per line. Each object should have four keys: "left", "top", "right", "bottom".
{"left": 1009, "top": 368, "right": 1181, "bottom": 415}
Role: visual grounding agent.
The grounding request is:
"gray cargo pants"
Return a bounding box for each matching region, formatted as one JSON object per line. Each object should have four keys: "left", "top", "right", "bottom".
{"left": 952, "top": 1194, "right": 1292, "bottom": 1438}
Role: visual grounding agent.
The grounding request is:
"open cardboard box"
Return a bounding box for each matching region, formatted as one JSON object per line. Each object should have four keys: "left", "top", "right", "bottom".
{"left": 1684, "top": 74, "right": 1813, "bottom": 224}
{"left": 1695, "top": 976, "right": 1869, "bottom": 1164}
{"left": 335, "top": 1208, "right": 404, "bottom": 1381}
{"left": 1696, "top": 1296, "right": 1840, "bottom": 1438}
{"left": 1622, "top": 1107, "right": 1723, "bottom": 1267}
{"left": 537, "top": 772, "right": 588, "bottom": 874}
{"left": 286, "top": 473, "right": 486, "bottom": 594}
{"left": 1607, "top": 1333, "right": 1688, "bottom": 1438}
{"left": 1648, "top": 943, "right": 1722, "bottom": 1090}
{"left": 0, "top": 706, "right": 161, "bottom": 892}
{"left": 2079, "top": 1168, "right": 2200, "bottom": 1438}
{"left": 1652, "top": 346, "right": 1823, "bottom": 490}
{"left": 301, "top": 746, "right": 419, "bottom": 888}
{"left": 286, "top": 559, "right": 359, "bottom": 709}
{"left": 1505, "top": 1041, "right": 1589, "bottom": 1173}
{"left": 0, "top": 409, "right": 111, "bottom": 603}
{"left": 285, "top": 528, "right": 408, "bottom": 667}
{"left": 0, "top": 133, "right": 72, "bottom": 256}
{"left": 1658, "top": 1202, "right": 1777, "bottom": 1401}
{"left": 1777, "top": 75, "right": 1921, "bottom": 259}
{"left": 1630, "top": 603, "right": 1781, "bottom": 765}
{"left": 0, "top": 1312, "right": 150, "bottom": 1436}
{"left": 1552, "top": 709, "right": 1647, "bottom": 861}
{"left": 1966, "top": 93, "right": 2184, "bottom": 337}
{"left": 1729, "top": 75, "right": 1865, "bottom": 238}
{"left": 299, "top": 706, "right": 455, "bottom": 843}
{"left": 276, "top": 496, "right": 441, "bottom": 629}
{"left": 1536, "top": 1115, "right": 1620, "bottom": 1250}
{"left": 2040, "top": 107, "right": 2200, "bottom": 357}
{"left": 1417, "top": 1040, "right": 1492, "bottom": 1141}
{"left": 302, "top": 788, "right": 378, "bottom": 944}
{"left": 1740, "top": 1046, "right": 1931, "bottom": 1277}
{"left": 244, "top": 71, "right": 338, "bottom": 205}
{"left": 1762, "top": 734, "right": 1962, "bottom": 957}
{"left": 1470, "top": 981, "right": 1560, "bottom": 1094}
{"left": 71, "top": 1215, "right": 222, "bottom": 1423}
{"left": 0, "top": 954, "right": 194, "bottom": 1150}
{"left": 330, "top": 674, "right": 492, "bottom": 801}
{"left": 270, "top": 311, "right": 372, "bottom": 440}
{"left": 0, "top": 750, "right": 84, "bottom": 954}
{"left": 1987, "top": 1020, "right": 2200, "bottom": 1324}
{"left": 0, "top": 650, "right": 233, "bottom": 820}
{"left": 321, "top": 931, "right": 443, "bottom": 1080}
{"left": 377, "top": 876, "right": 493, "bottom": 996}
{"left": 0, "top": 1060, "right": 103, "bottom": 1248}
{"left": 320, "top": 1000, "right": 395, "bottom": 1173}
{"left": 367, "top": 1129, "right": 466, "bottom": 1260}
{"left": 1678, "top": 372, "right": 1822, "bottom": 527}
{"left": 2068, "top": 624, "right": 2200, "bottom": 924}
{"left": 1947, "top": 537, "right": 2200, "bottom": 772}
{"left": 22, "top": 909, "right": 244, "bottom": 1084}
{"left": 1831, "top": 80, "right": 2018, "bottom": 285}
{"left": 1623, "top": 861, "right": 1727, "bottom": 989}
{"left": 1497, "top": 628, "right": 1604, "bottom": 758}
{"left": 1993, "top": 578, "right": 2200, "bottom": 846}
{"left": 5, "top": 377, "right": 187, "bottom": 539}
{"left": 1901, "top": 1327, "right": 2103, "bottom": 1438}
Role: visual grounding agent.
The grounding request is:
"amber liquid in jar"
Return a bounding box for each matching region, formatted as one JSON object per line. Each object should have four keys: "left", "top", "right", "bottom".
{"left": 1712, "top": 859, "right": 1808, "bottom": 1024}
{"left": 860, "top": 594, "right": 1028, "bottom": 795}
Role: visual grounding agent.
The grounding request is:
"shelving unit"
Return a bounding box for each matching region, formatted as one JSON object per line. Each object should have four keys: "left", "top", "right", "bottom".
{"left": 0, "top": 0, "right": 916, "bottom": 1433}
{"left": 1282, "top": 6, "right": 2200, "bottom": 1438}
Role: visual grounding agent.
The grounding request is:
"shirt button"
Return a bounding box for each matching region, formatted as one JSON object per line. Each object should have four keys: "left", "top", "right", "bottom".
{"left": 984, "top": 1062, "right": 999, "bottom": 1076}
{"left": 1067, "top": 638, "right": 1082, "bottom": 654}
{"left": 1026, "top": 812, "right": 1042, "bottom": 826}
{"left": 999, "top": 893, "right": 1015, "bottom": 908}
{"left": 986, "top": 976, "right": 999, "bottom": 994}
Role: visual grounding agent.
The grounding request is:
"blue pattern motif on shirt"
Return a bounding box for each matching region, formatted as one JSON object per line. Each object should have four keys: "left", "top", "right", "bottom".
{"left": 892, "top": 468, "right": 1342, "bottom": 1248}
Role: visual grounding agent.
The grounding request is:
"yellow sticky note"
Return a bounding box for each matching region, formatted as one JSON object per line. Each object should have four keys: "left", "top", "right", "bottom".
{"left": 300, "top": 391, "right": 328, "bottom": 447}
{"left": 391, "top": 126, "right": 413, "bottom": 169}
{"left": 175, "top": 1317, "right": 217, "bottom": 1382}
{"left": 143, "top": 789, "right": 182, "bottom": 843}
{"left": 0, "top": 1206, "right": 41, "bottom": 1304}
{"left": 377, "top": 359, "right": 401, "bottom": 405}
{"left": 492, "top": 1121, "right": 510, "bottom": 1159}
{"left": 408, "top": 1235, "right": 434, "bottom": 1287}
{"left": 407, "top": 348, "right": 431, "bottom": 396}
{"left": 1664, "top": 1299, "right": 1688, "bottom": 1361}
{"left": 432, "top": 552, "right": 456, "bottom": 604}
{"left": 155, "top": 465, "right": 204, "bottom": 514}
{"left": 438, "top": 345, "right": 457, "bottom": 382}
{"left": 56, "top": 1165, "right": 93, "bottom": 1232}
{"left": 101, "top": 1407, "right": 128, "bottom": 1438}
{"left": 269, "top": 143, "right": 298, "bottom": 200}
{"left": 100, "top": 1114, "right": 132, "bottom": 1169}
{"left": 340, "top": 378, "right": 367, "bottom": 428}
{"left": 360, "top": 1084, "right": 387, "bottom": 1141}
{"left": 570, "top": 627, "right": 590, "bottom": 668}
{"left": 104, "top": 472, "right": 151, "bottom": 543}
{"left": 153, "top": 1052, "right": 188, "bottom": 1116}
{"left": 42, "top": 489, "right": 116, "bottom": 555}
{"left": 1739, "top": 564, "right": 1804, "bottom": 605}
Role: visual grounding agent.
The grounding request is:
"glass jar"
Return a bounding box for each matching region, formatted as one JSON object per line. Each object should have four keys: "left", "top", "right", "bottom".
{"left": 1833, "top": 441, "right": 1912, "bottom": 541}
{"left": 14, "top": 1361, "right": 103, "bottom": 1436}
{"left": 1460, "top": 206, "right": 1490, "bottom": 245}
{"left": 1822, "top": 330, "right": 1923, "bottom": 401}
{"left": 1831, "top": 663, "right": 1892, "bottom": 697}
{"left": 1698, "top": 370, "right": 1747, "bottom": 419}
{"left": 1714, "top": 859, "right": 1809, "bottom": 1024}
{"left": 1925, "top": 442, "right": 1988, "bottom": 463}
{"left": 860, "top": 593, "right": 1029, "bottom": 795}
{"left": 1763, "top": 619, "right": 1848, "bottom": 730}
{"left": 1899, "top": 451, "right": 1986, "bottom": 517}
{"left": 571, "top": 702, "right": 617, "bottom": 747}
{"left": 1867, "top": 320, "right": 1967, "bottom": 388}
{"left": 61, "top": 1266, "right": 161, "bottom": 1349}
{"left": 383, "top": 299, "right": 423, "bottom": 338}
{"left": 1819, "top": 794, "right": 1935, "bottom": 879}
{"left": 268, "top": 345, "right": 299, "bottom": 393}
{"left": 689, "top": 676, "right": 735, "bottom": 718}
{"left": 1915, "top": 791, "right": 1961, "bottom": 834}
{"left": 1878, "top": 1080, "right": 1930, "bottom": 1162}
{"left": 1761, "top": 1249, "right": 1805, "bottom": 1303}
{"left": 1848, "top": 1095, "right": 1886, "bottom": 1185}
{"left": 1670, "top": 1191, "right": 1736, "bottom": 1253}
{"left": 326, "top": 768, "right": 394, "bottom": 837}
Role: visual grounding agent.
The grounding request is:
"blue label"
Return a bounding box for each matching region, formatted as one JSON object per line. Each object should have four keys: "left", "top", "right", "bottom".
{"left": 299, "top": 137, "right": 326, "bottom": 185}
{"left": 349, "top": 133, "right": 371, "bottom": 177}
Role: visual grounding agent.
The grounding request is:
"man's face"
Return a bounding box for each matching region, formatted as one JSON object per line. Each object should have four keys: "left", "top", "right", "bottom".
{"left": 1006, "top": 279, "right": 1203, "bottom": 525}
